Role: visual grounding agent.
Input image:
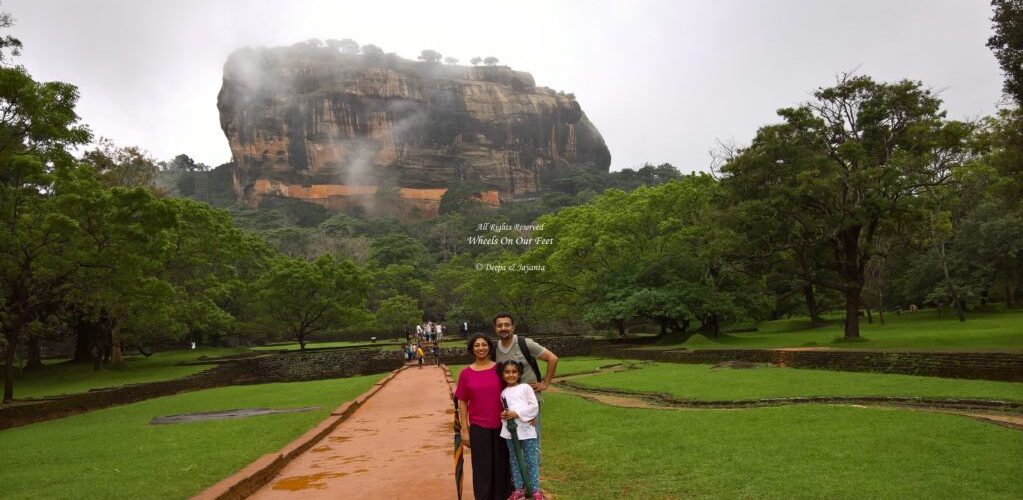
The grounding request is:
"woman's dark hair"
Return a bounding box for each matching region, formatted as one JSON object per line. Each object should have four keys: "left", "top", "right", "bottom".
{"left": 496, "top": 360, "right": 524, "bottom": 387}
{"left": 465, "top": 334, "right": 495, "bottom": 360}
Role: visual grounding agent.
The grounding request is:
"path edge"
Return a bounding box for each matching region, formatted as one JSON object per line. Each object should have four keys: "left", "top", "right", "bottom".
{"left": 441, "top": 363, "right": 456, "bottom": 396}
{"left": 191, "top": 366, "right": 407, "bottom": 500}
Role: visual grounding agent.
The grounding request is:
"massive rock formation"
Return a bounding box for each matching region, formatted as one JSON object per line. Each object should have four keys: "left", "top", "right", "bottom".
{"left": 217, "top": 44, "right": 610, "bottom": 217}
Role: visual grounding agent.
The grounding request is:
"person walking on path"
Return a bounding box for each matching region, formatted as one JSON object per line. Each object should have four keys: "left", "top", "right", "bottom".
{"left": 455, "top": 334, "right": 513, "bottom": 500}
{"left": 498, "top": 360, "right": 543, "bottom": 500}
{"left": 416, "top": 345, "right": 425, "bottom": 368}
{"left": 493, "top": 312, "right": 558, "bottom": 444}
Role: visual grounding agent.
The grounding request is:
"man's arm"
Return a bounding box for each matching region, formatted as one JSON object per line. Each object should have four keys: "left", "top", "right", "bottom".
{"left": 530, "top": 349, "right": 558, "bottom": 392}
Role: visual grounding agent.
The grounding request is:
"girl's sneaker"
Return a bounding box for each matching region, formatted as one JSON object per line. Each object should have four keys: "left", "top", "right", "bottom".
{"left": 531, "top": 491, "right": 545, "bottom": 500}
{"left": 507, "top": 490, "right": 526, "bottom": 500}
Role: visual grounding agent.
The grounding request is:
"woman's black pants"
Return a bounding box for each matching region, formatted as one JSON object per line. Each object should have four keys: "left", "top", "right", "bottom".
{"left": 469, "top": 424, "right": 513, "bottom": 499}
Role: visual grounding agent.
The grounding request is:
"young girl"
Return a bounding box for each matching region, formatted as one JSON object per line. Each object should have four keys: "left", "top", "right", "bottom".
{"left": 497, "top": 360, "right": 543, "bottom": 500}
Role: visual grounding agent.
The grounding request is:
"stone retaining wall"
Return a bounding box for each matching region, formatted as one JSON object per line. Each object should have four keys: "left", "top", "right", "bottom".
{"left": 0, "top": 337, "right": 590, "bottom": 430}
{"left": 8, "top": 336, "right": 1017, "bottom": 430}
{"left": 591, "top": 345, "right": 1023, "bottom": 381}
{"left": 238, "top": 347, "right": 403, "bottom": 382}
{"left": 437, "top": 335, "right": 593, "bottom": 365}
{"left": 0, "top": 362, "right": 251, "bottom": 430}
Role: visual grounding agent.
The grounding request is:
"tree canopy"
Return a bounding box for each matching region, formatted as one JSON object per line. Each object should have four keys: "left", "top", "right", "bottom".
{"left": 988, "top": 0, "right": 1023, "bottom": 106}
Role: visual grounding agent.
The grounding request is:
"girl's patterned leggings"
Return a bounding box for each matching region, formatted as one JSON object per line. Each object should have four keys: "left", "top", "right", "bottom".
{"left": 507, "top": 438, "right": 540, "bottom": 494}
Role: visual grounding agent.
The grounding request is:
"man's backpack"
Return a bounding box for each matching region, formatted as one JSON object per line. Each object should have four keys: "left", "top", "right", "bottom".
{"left": 517, "top": 336, "right": 543, "bottom": 382}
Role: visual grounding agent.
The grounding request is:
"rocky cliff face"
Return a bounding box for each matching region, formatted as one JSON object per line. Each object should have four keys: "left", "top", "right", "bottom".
{"left": 217, "top": 45, "right": 610, "bottom": 215}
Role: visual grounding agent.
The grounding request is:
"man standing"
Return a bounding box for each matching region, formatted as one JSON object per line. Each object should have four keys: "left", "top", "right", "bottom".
{"left": 492, "top": 311, "right": 558, "bottom": 444}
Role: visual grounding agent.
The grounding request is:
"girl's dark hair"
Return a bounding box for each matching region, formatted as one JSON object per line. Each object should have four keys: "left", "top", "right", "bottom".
{"left": 465, "top": 334, "right": 495, "bottom": 360}
{"left": 496, "top": 360, "right": 524, "bottom": 387}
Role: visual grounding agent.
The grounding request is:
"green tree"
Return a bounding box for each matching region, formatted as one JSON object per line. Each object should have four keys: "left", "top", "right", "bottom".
{"left": 530, "top": 175, "right": 767, "bottom": 337}
{"left": 368, "top": 263, "right": 427, "bottom": 309}
{"left": 168, "top": 153, "right": 199, "bottom": 172}
{"left": 470, "top": 57, "right": 482, "bottom": 66}
{"left": 719, "top": 75, "right": 972, "bottom": 339}
{"left": 157, "top": 199, "right": 272, "bottom": 346}
{"left": 369, "top": 233, "right": 434, "bottom": 271}
{"left": 0, "top": 58, "right": 91, "bottom": 401}
{"left": 439, "top": 180, "right": 486, "bottom": 215}
{"left": 376, "top": 295, "right": 422, "bottom": 340}
{"left": 361, "top": 44, "right": 384, "bottom": 57}
{"left": 456, "top": 251, "right": 556, "bottom": 333}
{"left": 251, "top": 255, "right": 371, "bottom": 350}
{"left": 327, "top": 38, "right": 359, "bottom": 55}
{"left": 418, "top": 49, "right": 442, "bottom": 64}
{"left": 924, "top": 109, "right": 1023, "bottom": 310}
{"left": 988, "top": 0, "right": 1023, "bottom": 106}
{"left": 483, "top": 56, "right": 499, "bottom": 66}
{"left": 57, "top": 168, "right": 178, "bottom": 365}
{"left": 82, "top": 139, "right": 159, "bottom": 188}
{"left": 0, "top": 10, "right": 21, "bottom": 63}
{"left": 374, "top": 179, "right": 402, "bottom": 217}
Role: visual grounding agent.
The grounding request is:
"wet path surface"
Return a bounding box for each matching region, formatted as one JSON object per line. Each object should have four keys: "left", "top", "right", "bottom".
{"left": 251, "top": 365, "right": 467, "bottom": 499}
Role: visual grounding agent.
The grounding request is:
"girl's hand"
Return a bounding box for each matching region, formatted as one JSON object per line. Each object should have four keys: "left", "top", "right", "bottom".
{"left": 501, "top": 410, "right": 519, "bottom": 420}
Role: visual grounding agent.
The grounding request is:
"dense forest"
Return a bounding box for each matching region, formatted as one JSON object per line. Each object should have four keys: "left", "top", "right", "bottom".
{"left": 2, "top": 2, "right": 1021, "bottom": 404}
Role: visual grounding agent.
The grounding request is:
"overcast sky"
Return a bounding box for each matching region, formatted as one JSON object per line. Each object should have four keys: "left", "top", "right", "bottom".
{"left": 5, "top": 0, "right": 1005, "bottom": 173}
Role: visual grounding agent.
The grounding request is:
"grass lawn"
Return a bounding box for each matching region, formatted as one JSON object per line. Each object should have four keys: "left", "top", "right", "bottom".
{"left": 542, "top": 393, "right": 1023, "bottom": 499}
{"left": 645, "top": 308, "right": 1023, "bottom": 351}
{"left": 0, "top": 375, "right": 382, "bottom": 499}
{"left": 570, "top": 361, "right": 1023, "bottom": 402}
{"left": 9, "top": 347, "right": 251, "bottom": 400}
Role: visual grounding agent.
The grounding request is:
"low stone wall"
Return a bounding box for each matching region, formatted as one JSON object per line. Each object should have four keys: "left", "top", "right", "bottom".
{"left": 0, "top": 337, "right": 594, "bottom": 430}
{"left": 0, "top": 362, "right": 251, "bottom": 430}
{"left": 238, "top": 347, "right": 403, "bottom": 382}
{"left": 0, "top": 347, "right": 406, "bottom": 430}
{"left": 437, "top": 335, "right": 593, "bottom": 365}
{"left": 591, "top": 345, "right": 1023, "bottom": 382}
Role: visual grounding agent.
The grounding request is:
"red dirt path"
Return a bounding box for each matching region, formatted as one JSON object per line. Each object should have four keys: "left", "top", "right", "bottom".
{"left": 250, "top": 365, "right": 469, "bottom": 499}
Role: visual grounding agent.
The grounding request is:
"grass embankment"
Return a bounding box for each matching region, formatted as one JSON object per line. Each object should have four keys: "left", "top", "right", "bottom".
{"left": 10, "top": 347, "right": 250, "bottom": 400}
{"left": 542, "top": 393, "right": 1023, "bottom": 499}
{"left": 569, "top": 361, "right": 1023, "bottom": 402}
{"left": 643, "top": 308, "right": 1023, "bottom": 351}
{"left": 0, "top": 375, "right": 382, "bottom": 499}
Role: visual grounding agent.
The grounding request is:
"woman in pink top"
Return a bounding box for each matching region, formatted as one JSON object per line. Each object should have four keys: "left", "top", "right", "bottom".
{"left": 455, "top": 334, "right": 513, "bottom": 499}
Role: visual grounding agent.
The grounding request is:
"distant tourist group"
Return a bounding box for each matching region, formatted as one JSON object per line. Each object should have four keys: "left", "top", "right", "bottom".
{"left": 403, "top": 321, "right": 446, "bottom": 367}
{"left": 414, "top": 321, "right": 445, "bottom": 343}
{"left": 454, "top": 312, "right": 559, "bottom": 500}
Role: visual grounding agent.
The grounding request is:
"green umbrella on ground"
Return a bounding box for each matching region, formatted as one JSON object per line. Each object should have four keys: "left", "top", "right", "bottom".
{"left": 502, "top": 396, "right": 533, "bottom": 495}
{"left": 453, "top": 395, "right": 464, "bottom": 500}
